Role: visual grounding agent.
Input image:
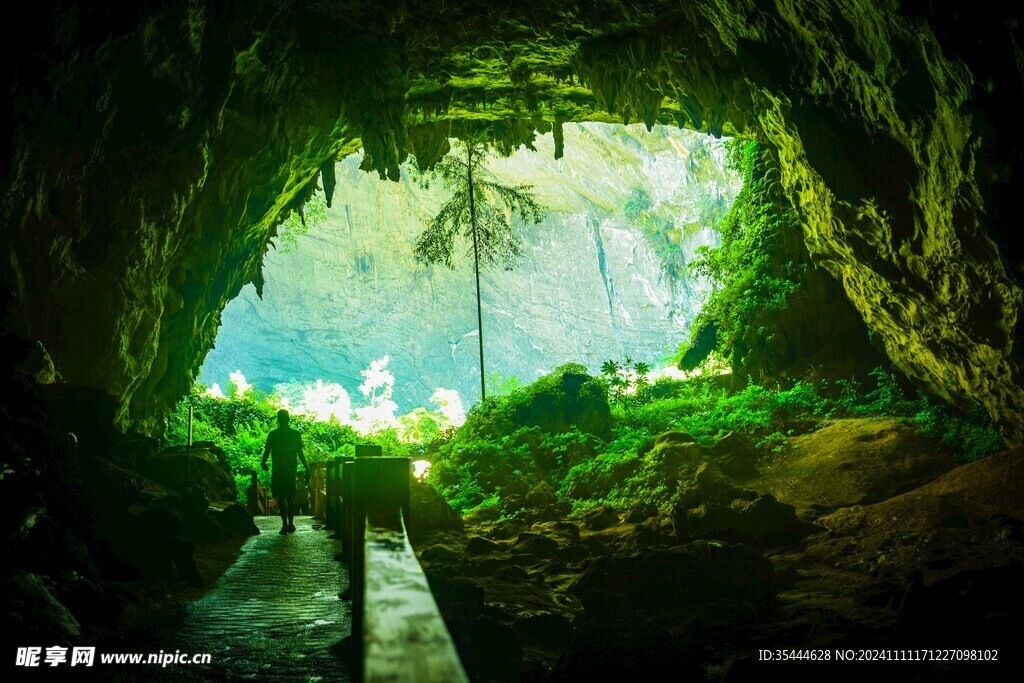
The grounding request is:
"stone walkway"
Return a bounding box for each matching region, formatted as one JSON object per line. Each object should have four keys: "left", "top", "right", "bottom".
{"left": 146, "top": 516, "right": 352, "bottom": 681}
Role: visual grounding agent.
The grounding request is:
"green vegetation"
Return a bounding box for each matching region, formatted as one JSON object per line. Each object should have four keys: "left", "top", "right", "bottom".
{"left": 426, "top": 360, "right": 1004, "bottom": 517}
{"left": 164, "top": 385, "right": 442, "bottom": 501}
{"left": 599, "top": 357, "right": 650, "bottom": 411}
{"left": 413, "top": 136, "right": 544, "bottom": 401}
{"left": 277, "top": 192, "right": 328, "bottom": 253}
{"left": 682, "top": 139, "right": 802, "bottom": 371}
{"left": 427, "top": 363, "right": 607, "bottom": 513}
{"left": 622, "top": 185, "right": 729, "bottom": 282}
{"left": 168, "top": 356, "right": 1002, "bottom": 516}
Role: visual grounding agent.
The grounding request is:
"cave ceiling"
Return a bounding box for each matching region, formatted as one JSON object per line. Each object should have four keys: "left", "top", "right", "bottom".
{"left": 1, "top": 1, "right": 1021, "bottom": 441}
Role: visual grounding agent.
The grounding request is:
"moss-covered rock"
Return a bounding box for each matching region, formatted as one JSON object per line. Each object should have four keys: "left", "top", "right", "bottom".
{"left": 460, "top": 366, "right": 611, "bottom": 441}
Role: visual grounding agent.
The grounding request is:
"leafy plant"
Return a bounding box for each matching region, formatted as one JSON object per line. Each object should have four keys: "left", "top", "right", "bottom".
{"left": 600, "top": 357, "right": 651, "bottom": 410}
{"left": 683, "top": 139, "right": 803, "bottom": 374}
{"left": 278, "top": 192, "right": 328, "bottom": 254}
{"left": 413, "top": 136, "right": 544, "bottom": 401}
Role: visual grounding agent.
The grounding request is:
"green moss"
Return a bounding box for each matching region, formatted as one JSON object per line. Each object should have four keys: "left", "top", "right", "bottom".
{"left": 681, "top": 140, "right": 803, "bottom": 374}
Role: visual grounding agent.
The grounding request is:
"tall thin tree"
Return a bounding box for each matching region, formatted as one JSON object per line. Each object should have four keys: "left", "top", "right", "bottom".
{"left": 413, "top": 138, "right": 543, "bottom": 401}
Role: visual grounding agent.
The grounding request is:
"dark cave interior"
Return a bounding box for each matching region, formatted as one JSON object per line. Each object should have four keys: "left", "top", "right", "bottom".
{"left": 2, "top": 1, "right": 1023, "bottom": 680}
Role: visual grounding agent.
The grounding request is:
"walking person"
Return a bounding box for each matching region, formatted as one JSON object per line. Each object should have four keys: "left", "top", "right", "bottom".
{"left": 261, "top": 409, "right": 309, "bottom": 534}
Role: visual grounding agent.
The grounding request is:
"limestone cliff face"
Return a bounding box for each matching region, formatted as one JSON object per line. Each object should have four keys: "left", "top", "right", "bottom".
{"left": 202, "top": 124, "right": 737, "bottom": 407}
{"left": 2, "top": 1, "right": 1022, "bottom": 440}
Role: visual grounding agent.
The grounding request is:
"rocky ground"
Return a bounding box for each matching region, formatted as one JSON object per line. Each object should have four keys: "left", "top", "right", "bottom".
{"left": 1, "top": 321, "right": 260, "bottom": 653}
{"left": 410, "top": 418, "right": 1024, "bottom": 681}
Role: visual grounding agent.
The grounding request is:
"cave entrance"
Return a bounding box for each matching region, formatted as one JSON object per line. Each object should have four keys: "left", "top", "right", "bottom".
{"left": 199, "top": 123, "right": 740, "bottom": 428}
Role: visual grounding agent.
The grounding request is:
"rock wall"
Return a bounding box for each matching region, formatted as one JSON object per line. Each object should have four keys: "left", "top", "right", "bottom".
{"left": 1, "top": 1, "right": 1021, "bottom": 439}
{"left": 201, "top": 124, "right": 737, "bottom": 407}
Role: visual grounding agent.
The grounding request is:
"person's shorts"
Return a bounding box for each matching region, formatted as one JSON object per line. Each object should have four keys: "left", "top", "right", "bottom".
{"left": 272, "top": 471, "right": 296, "bottom": 499}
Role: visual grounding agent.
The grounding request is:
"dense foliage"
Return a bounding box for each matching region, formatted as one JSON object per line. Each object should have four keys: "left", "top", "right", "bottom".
{"left": 164, "top": 386, "right": 433, "bottom": 500}
{"left": 427, "top": 359, "right": 1004, "bottom": 516}
{"left": 168, "top": 368, "right": 1003, "bottom": 516}
{"left": 683, "top": 139, "right": 803, "bottom": 371}
{"left": 413, "top": 138, "right": 543, "bottom": 271}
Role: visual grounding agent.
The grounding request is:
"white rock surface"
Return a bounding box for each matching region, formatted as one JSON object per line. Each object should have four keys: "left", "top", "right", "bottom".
{"left": 202, "top": 123, "right": 740, "bottom": 408}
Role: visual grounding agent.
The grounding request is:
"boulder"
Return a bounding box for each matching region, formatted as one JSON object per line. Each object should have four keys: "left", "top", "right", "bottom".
{"left": 525, "top": 500, "right": 572, "bottom": 523}
{"left": 152, "top": 487, "right": 210, "bottom": 524}
{"left": 108, "top": 432, "right": 160, "bottom": 470}
{"left": 166, "top": 536, "right": 203, "bottom": 588}
{"left": 556, "top": 544, "right": 590, "bottom": 563}
{"left": 134, "top": 507, "right": 184, "bottom": 538}
{"left": 535, "top": 520, "right": 581, "bottom": 544}
{"left": 4, "top": 573, "right": 81, "bottom": 645}
{"left": 572, "top": 541, "right": 777, "bottom": 623}
{"left": 623, "top": 517, "right": 673, "bottom": 550}
{"left": 218, "top": 503, "right": 259, "bottom": 537}
{"left": 15, "top": 340, "right": 58, "bottom": 384}
{"left": 465, "top": 536, "right": 502, "bottom": 557}
{"left": 79, "top": 454, "right": 142, "bottom": 518}
{"left": 525, "top": 481, "right": 558, "bottom": 508}
{"left": 462, "top": 505, "right": 501, "bottom": 524}
{"left": 408, "top": 481, "right": 463, "bottom": 535}
{"left": 513, "top": 532, "right": 560, "bottom": 559}
{"left": 145, "top": 447, "right": 236, "bottom": 501}
{"left": 419, "top": 545, "right": 460, "bottom": 566}
{"left": 710, "top": 431, "right": 760, "bottom": 479}
{"left": 580, "top": 504, "right": 619, "bottom": 531}
{"left": 673, "top": 494, "right": 814, "bottom": 547}
{"left": 51, "top": 573, "right": 124, "bottom": 629}
{"left": 623, "top": 503, "right": 658, "bottom": 523}
{"left": 646, "top": 434, "right": 703, "bottom": 486}
{"left": 582, "top": 537, "right": 610, "bottom": 557}
{"left": 488, "top": 519, "right": 526, "bottom": 540}
{"left": 755, "top": 418, "right": 958, "bottom": 518}
{"left": 38, "top": 383, "right": 120, "bottom": 455}
{"left": 676, "top": 462, "right": 758, "bottom": 509}
{"left": 805, "top": 447, "right": 1024, "bottom": 577}
{"left": 501, "top": 495, "right": 527, "bottom": 516}
{"left": 99, "top": 508, "right": 203, "bottom": 587}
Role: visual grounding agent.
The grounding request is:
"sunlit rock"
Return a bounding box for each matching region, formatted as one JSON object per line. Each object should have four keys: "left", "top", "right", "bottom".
{"left": 202, "top": 124, "right": 737, "bottom": 408}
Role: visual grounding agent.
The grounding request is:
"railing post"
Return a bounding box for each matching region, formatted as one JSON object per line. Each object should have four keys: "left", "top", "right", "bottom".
{"left": 312, "top": 461, "right": 326, "bottom": 518}
{"left": 341, "top": 458, "right": 355, "bottom": 560}
{"left": 351, "top": 455, "right": 410, "bottom": 681}
{"left": 246, "top": 470, "right": 258, "bottom": 515}
{"left": 325, "top": 459, "right": 337, "bottom": 530}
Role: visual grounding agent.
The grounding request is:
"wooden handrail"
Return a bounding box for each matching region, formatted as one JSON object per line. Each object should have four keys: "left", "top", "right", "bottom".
{"left": 339, "top": 454, "right": 467, "bottom": 682}
{"left": 306, "top": 461, "right": 327, "bottom": 519}
{"left": 363, "top": 511, "right": 469, "bottom": 683}
{"left": 246, "top": 470, "right": 269, "bottom": 516}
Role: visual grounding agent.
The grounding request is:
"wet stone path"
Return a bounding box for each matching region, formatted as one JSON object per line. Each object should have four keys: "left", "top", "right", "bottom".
{"left": 156, "top": 516, "right": 352, "bottom": 681}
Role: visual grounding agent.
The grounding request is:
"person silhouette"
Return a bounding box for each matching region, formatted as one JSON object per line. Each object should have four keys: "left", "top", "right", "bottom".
{"left": 261, "top": 409, "right": 309, "bottom": 534}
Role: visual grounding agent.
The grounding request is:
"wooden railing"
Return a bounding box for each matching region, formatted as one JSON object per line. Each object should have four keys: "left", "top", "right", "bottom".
{"left": 310, "top": 461, "right": 327, "bottom": 519}
{"left": 328, "top": 455, "right": 468, "bottom": 683}
{"left": 246, "top": 470, "right": 270, "bottom": 516}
